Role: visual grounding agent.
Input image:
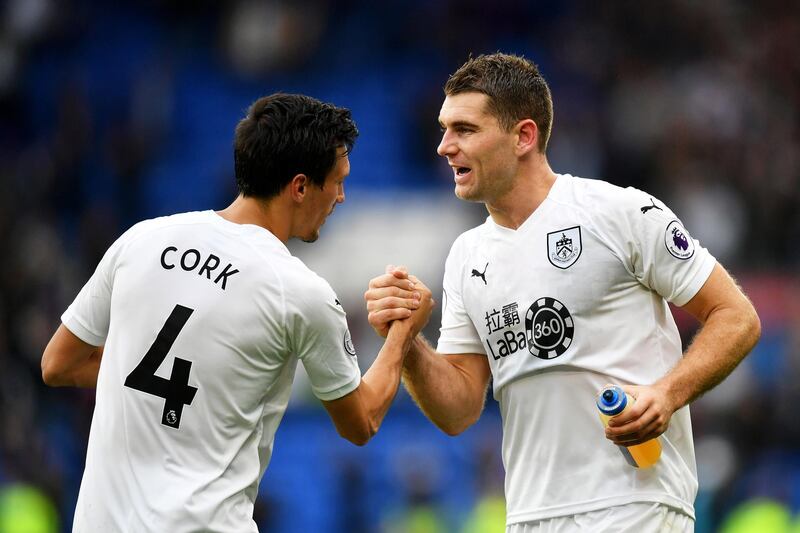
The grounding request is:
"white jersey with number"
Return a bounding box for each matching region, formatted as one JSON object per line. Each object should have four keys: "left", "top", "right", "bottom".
{"left": 62, "top": 210, "right": 361, "bottom": 533}
{"left": 437, "top": 174, "right": 715, "bottom": 525}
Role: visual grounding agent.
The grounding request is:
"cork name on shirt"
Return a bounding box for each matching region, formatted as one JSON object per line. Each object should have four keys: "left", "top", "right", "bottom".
{"left": 160, "top": 246, "right": 240, "bottom": 290}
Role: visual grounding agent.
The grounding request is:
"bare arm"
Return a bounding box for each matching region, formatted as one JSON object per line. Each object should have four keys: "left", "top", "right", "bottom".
{"left": 322, "top": 279, "right": 433, "bottom": 446}
{"left": 365, "top": 266, "right": 491, "bottom": 436}
{"left": 606, "top": 263, "right": 761, "bottom": 445}
{"left": 401, "top": 336, "right": 491, "bottom": 436}
{"left": 41, "top": 324, "right": 104, "bottom": 388}
{"left": 322, "top": 320, "right": 414, "bottom": 446}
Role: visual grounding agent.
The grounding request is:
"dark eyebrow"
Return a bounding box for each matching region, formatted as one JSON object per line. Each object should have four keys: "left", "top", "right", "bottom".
{"left": 441, "top": 120, "right": 478, "bottom": 129}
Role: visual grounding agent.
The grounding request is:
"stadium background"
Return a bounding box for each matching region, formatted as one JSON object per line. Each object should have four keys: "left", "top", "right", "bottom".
{"left": 1, "top": 1, "right": 799, "bottom": 531}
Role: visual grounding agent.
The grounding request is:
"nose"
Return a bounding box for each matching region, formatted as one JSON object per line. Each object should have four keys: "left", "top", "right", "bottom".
{"left": 437, "top": 130, "right": 456, "bottom": 157}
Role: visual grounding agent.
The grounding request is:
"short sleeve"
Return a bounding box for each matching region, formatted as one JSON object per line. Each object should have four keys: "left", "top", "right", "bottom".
{"left": 288, "top": 276, "right": 361, "bottom": 401}
{"left": 436, "top": 237, "right": 485, "bottom": 355}
{"left": 61, "top": 233, "right": 128, "bottom": 346}
{"left": 615, "top": 188, "right": 716, "bottom": 307}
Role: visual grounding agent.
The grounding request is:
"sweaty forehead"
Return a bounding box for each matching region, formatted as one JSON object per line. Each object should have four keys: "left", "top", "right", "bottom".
{"left": 438, "top": 92, "right": 493, "bottom": 125}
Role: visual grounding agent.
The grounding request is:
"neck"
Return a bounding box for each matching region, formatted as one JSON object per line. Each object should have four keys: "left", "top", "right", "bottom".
{"left": 216, "top": 195, "right": 290, "bottom": 242}
{"left": 486, "top": 160, "right": 557, "bottom": 229}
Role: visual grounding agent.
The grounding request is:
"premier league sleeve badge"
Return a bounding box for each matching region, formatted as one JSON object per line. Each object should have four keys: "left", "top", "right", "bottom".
{"left": 664, "top": 220, "right": 695, "bottom": 260}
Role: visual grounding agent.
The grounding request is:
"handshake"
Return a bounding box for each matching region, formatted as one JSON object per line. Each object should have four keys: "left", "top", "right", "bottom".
{"left": 364, "top": 265, "right": 435, "bottom": 340}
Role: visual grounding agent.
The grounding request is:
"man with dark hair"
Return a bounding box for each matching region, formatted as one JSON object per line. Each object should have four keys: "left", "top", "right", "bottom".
{"left": 233, "top": 94, "right": 359, "bottom": 202}
{"left": 366, "top": 53, "right": 760, "bottom": 531}
{"left": 41, "top": 93, "right": 432, "bottom": 533}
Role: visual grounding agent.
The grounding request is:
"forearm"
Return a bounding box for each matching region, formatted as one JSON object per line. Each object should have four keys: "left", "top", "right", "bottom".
{"left": 606, "top": 266, "right": 761, "bottom": 446}
{"left": 402, "top": 336, "right": 488, "bottom": 435}
{"left": 358, "top": 322, "right": 414, "bottom": 433}
{"left": 655, "top": 304, "right": 760, "bottom": 410}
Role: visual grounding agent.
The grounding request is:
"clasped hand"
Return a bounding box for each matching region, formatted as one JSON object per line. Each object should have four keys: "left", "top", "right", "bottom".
{"left": 364, "top": 265, "right": 434, "bottom": 338}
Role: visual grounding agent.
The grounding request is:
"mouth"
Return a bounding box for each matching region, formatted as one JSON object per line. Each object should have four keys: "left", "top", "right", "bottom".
{"left": 452, "top": 165, "right": 473, "bottom": 184}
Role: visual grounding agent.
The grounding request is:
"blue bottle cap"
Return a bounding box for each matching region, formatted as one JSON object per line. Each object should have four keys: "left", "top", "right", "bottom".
{"left": 596, "top": 385, "right": 627, "bottom": 415}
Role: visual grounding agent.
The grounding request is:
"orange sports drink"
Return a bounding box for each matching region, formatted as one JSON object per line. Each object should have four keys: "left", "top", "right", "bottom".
{"left": 596, "top": 385, "right": 661, "bottom": 468}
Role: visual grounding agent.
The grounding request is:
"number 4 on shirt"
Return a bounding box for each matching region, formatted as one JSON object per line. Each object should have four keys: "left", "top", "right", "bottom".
{"left": 124, "top": 304, "right": 198, "bottom": 429}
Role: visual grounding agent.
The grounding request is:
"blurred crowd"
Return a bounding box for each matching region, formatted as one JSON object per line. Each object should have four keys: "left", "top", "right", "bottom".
{"left": 0, "top": 1, "right": 798, "bottom": 531}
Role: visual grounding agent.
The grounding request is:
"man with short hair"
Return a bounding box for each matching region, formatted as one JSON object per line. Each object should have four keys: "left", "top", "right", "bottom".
{"left": 365, "top": 53, "right": 760, "bottom": 532}
{"left": 42, "top": 93, "right": 432, "bottom": 533}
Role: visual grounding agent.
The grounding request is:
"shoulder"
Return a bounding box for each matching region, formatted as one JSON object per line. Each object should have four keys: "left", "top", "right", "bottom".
{"left": 287, "top": 259, "right": 334, "bottom": 294}
{"left": 282, "top": 261, "right": 346, "bottom": 335}
{"left": 554, "top": 174, "right": 649, "bottom": 214}
{"left": 114, "top": 211, "right": 213, "bottom": 247}
{"left": 552, "top": 175, "right": 669, "bottom": 231}
{"left": 280, "top": 256, "right": 340, "bottom": 309}
{"left": 449, "top": 219, "right": 492, "bottom": 256}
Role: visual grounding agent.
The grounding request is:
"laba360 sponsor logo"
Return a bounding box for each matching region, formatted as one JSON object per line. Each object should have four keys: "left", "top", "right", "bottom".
{"left": 484, "top": 297, "right": 574, "bottom": 361}
{"left": 525, "top": 297, "right": 574, "bottom": 359}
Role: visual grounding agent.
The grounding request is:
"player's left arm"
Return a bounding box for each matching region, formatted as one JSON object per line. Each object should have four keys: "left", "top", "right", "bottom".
{"left": 606, "top": 262, "right": 760, "bottom": 445}
{"left": 42, "top": 324, "right": 104, "bottom": 388}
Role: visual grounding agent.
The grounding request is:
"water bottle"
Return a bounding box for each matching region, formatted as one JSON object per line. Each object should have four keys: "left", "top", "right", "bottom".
{"left": 596, "top": 385, "right": 661, "bottom": 468}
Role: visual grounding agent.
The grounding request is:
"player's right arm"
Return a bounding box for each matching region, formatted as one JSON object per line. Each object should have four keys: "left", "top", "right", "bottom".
{"left": 42, "top": 224, "right": 129, "bottom": 389}
{"left": 322, "top": 280, "right": 434, "bottom": 445}
{"left": 322, "top": 316, "right": 422, "bottom": 446}
{"left": 41, "top": 325, "right": 104, "bottom": 388}
{"left": 366, "top": 268, "right": 491, "bottom": 436}
{"left": 402, "top": 337, "right": 490, "bottom": 436}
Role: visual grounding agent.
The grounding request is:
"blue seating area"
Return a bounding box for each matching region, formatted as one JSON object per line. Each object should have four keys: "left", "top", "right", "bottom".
{"left": 261, "top": 404, "right": 502, "bottom": 531}
{"left": 2, "top": 2, "right": 800, "bottom": 531}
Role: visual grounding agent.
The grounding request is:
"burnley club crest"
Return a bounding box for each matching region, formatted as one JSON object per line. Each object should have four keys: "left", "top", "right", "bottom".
{"left": 547, "top": 226, "right": 582, "bottom": 269}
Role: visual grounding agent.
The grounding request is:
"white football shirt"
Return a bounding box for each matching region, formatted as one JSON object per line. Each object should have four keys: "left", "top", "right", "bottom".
{"left": 62, "top": 210, "right": 361, "bottom": 533}
{"left": 437, "top": 174, "right": 715, "bottom": 525}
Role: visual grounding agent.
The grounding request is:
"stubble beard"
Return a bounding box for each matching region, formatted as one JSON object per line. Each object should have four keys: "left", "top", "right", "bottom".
{"left": 301, "top": 232, "right": 320, "bottom": 243}
{"left": 470, "top": 168, "right": 515, "bottom": 206}
{"left": 302, "top": 208, "right": 332, "bottom": 243}
{"left": 455, "top": 179, "right": 486, "bottom": 203}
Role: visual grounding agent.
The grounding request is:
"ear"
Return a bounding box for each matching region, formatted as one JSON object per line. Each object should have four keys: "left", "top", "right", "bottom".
{"left": 515, "top": 119, "right": 539, "bottom": 156}
{"left": 289, "top": 174, "right": 309, "bottom": 203}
